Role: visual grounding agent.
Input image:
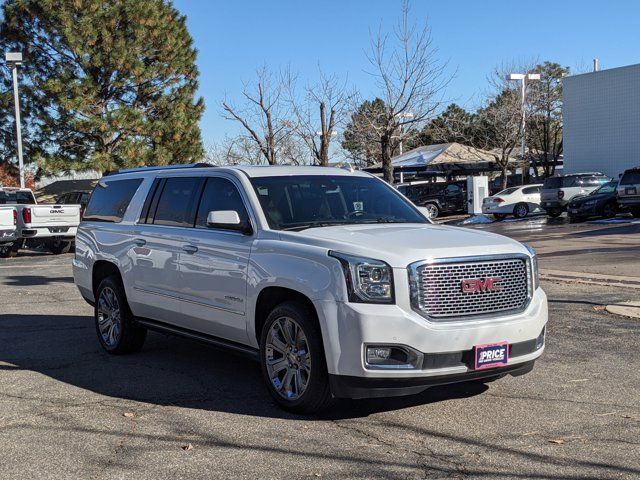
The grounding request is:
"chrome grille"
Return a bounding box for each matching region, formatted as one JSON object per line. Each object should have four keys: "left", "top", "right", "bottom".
{"left": 410, "top": 256, "right": 531, "bottom": 320}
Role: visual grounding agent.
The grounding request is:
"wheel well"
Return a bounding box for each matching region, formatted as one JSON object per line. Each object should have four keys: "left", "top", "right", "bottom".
{"left": 92, "top": 260, "right": 122, "bottom": 295}
{"left": 254, "top": 287, "right": 319, "bottom": 343}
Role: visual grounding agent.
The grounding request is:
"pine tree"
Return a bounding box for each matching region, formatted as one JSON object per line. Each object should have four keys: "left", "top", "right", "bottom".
{"left": 0, "top": 0, "right": 204, "bottom": 174}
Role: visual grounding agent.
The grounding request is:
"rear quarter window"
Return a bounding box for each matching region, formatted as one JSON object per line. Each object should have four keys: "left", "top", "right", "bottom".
{"left": 83, "top": 178, "right": 143, "bottom": 223}
{"left": 620, "top": 171, "right": 640, "bottom": 185}
{"left": 542, "top": 177, "right": 562, "bottom": 189}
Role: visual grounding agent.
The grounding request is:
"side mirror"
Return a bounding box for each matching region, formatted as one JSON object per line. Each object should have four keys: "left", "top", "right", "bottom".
{"left": 206, "top": 210, "right": 252, "bottom": 234}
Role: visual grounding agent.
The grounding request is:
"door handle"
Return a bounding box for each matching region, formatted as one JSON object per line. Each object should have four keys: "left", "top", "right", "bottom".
{"left": 134, "top": 238, "right": 146, "bottom": 247}
{"left": 182, "top": 244, "right": 198, "bottom": 254}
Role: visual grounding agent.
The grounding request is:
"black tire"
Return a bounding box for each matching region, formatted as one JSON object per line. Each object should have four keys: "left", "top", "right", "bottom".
{"left": 601, "top": 202, "right": 617, "bottom": 219}
{"left": 513, "top": 202, "right": 529, "bottom": 219}
{"left": 46, "top": 239, "right": 72, "bottom": 255}
{"left": 547, "top": 208, "right": 563, "bottom": 218}
{"left": 631, "top": 206, "right": 640, "bottom": 218}
{"left": 493, "top": 214, "right": 507, "bottom": 221}
{"left": 259, "top": 301, "right": 334, "bottom": 414}
{"left": 94, "top": 275, "right": 146, "bottom": 354}
{"left": 0, "top": 242, "right": 19, "bottom": 258}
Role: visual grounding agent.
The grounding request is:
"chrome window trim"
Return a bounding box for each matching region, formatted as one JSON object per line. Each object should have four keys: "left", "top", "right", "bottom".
{"left": 407, "top": 253, "right": 534, "bottom": 322}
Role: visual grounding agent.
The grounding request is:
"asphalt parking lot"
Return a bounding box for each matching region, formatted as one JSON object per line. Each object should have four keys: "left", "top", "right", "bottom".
{"left": 1, "top": 220, "right": 639, "bottom": 479}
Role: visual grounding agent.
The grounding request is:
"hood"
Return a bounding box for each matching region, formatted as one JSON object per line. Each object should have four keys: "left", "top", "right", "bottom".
{"left": 281, "top": 223, "right": 529, "bottom": 268}
{"left": 570, "top": 192, "right": 612, "bottom": 206}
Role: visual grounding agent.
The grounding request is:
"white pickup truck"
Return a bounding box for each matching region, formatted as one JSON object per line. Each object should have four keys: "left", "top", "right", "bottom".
{"left": 0, "top": 187, "right": 81, "bottom": 255}
{"left": 0, "top": 206, "right": 18, "bottom": 257}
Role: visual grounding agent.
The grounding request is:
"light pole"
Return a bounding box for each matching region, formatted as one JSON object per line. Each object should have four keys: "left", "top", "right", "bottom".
{"left": 5, "top": 52, "right": 25, "bottom": 188}
{"left": 395, "top": 111, "right": 414, "bottom": 155}
{"left": 508, "top": 72, "right": 539, "bottom": 184}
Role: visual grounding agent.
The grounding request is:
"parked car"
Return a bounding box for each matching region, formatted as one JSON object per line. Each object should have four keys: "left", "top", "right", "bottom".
{"left": 0, "top": 206, "right": 18, "bottom": 258}
{"left": 74, "top": 164, "right": 547, "bottom": 413}
{"left": 616, "top": 166, "right": 640, "bottom": 217}
{"left": 482, "top": 184, "right": 543, "bottom": 220}
{"left": 540, "top": 172, "right": 612, "bottom": 217}
{"left": 568, "top": 180, "right": 622, "bottom": 222}
{"left": 0, "top": 187, "right": 81, "bottom": 255}
{"left": 56, "top": 190, "right": 92, "bottom": 218}
{"left": 396, "top": 181, "right": 466, "bottom": 218}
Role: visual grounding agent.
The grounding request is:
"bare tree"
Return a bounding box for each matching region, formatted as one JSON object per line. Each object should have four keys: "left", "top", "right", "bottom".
{"left": 221, "top": 67, "right": 294, "bottom": 165}
{"left": 358, "top": 0, "right": 449, "bottom": 183}
{"left": 287, "top": 68, "right": 353, "bottom": 166}
{"left": 204, "top": 136, "right": 265, "bottom": 166}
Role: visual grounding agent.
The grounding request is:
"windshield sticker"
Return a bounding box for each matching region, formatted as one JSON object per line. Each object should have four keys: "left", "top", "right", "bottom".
{"left": 353, "top": 201, "right": 364, "bottom": 212}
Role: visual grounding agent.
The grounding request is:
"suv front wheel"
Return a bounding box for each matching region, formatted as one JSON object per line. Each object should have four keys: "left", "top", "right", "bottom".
{"left": 95, "top": 275, "right": 147, "bottom": 354}
{"left": 259, "top": 301, "right": 334, "bottom": 413}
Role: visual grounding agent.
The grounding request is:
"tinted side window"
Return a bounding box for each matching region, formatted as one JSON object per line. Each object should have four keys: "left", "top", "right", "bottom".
{"left": 579, "top": 176, "right": 603, "bottom": 187}
{"left": 153, "top": 177, "right": 203, "bottom": 227}
{"left": 84, "top": 179, "right": 142, "bottom": 222}
{"left": 522, "top": 186, "right": 540, "bottom": 194}
{"left": 195, "top": 177, "right": 249, "bottom": 229}
{"left": 446, "top": 184, "right": 461, "bottom": 194}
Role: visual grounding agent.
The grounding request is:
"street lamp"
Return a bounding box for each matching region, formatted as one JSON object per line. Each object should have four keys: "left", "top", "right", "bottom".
{"left": 5, "top": 52, "right": 25, "bottom": 189}
{"left": 508, "top": 72, "right": 540, "bottom": 184}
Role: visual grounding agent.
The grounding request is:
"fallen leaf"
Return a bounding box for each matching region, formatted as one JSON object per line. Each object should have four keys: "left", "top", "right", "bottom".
{"left": 182, "top": 443, "right": 193, "bottom": 451}
{"left": 548, "top": 438, "right": 565, "bottom": 445}
{"left": 123, "top": 412, "right": 135, "bottom": 418}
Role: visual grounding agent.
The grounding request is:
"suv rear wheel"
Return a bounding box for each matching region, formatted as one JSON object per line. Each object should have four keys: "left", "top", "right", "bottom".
{"left": 95, "top": 275, "right": 146, "bottom": 354}
{"left": 547, "top": 208, "right": 563, "bottom": 218}
{"left": 259, "top": 301, "right": 333, "bottom": 413}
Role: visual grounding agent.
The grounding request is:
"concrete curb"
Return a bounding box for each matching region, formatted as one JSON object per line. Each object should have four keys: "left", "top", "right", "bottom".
{"left": 540, "top": 269, "right": 640, "bottom": 290}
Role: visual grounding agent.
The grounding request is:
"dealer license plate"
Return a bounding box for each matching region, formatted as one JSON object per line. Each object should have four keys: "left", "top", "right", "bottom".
{"left": 474, "top": 342, "right": 509, "bottom": 370}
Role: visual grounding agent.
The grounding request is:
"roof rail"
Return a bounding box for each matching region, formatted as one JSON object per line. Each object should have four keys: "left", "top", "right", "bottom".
{"left": 104, "top": 162, "right": 213, "bottom": 176}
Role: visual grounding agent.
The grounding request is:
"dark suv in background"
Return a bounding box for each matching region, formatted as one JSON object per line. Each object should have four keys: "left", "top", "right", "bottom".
{"left": 617, "top": 167, "right": 640, "bottom": 217}
{"left": 397, "top": 181, "right": 466, "bottom": 218}
{"left": 540, "top": 172, "right": 611, "bottom": 217}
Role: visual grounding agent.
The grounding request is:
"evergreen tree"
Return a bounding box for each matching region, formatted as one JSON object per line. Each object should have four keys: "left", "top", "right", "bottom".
{"left": 0, "top": 0, "right": 204, "bottom": 174}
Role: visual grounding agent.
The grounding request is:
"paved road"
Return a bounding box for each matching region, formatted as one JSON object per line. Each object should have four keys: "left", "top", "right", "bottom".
{"left": 1, "top": 249, "right": 639, "bottom": 479}
{"left": 461, "top": 215, "right": 640, "bottom": 279}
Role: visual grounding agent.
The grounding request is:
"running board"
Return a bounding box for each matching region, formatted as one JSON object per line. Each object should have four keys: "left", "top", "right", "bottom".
{"left": 135, "top": 318, "right": 259, "bottom": 360}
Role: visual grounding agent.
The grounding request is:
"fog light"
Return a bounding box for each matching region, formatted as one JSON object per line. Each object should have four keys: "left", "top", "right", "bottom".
{"left": 535, "top": 327, "right": 545, "bottom": 350}
{"left": 365, "top": 345, "right": 423, "bottom": 369}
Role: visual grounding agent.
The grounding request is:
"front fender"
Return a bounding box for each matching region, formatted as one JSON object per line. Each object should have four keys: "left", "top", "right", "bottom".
{"left": 246, "top": 239, "right": 346, "bottom": 347}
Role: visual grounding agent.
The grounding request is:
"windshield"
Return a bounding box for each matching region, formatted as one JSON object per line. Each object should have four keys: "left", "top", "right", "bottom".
{"left": 591, "top": 181, "right": 617, "bottom": 195}
{"left": 250, "top": 175, "right": 428, "bottom": 231}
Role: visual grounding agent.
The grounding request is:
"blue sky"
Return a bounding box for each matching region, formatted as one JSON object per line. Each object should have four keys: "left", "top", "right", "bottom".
{"left": 173, "top": 0, "right": 640, "bottom": 145}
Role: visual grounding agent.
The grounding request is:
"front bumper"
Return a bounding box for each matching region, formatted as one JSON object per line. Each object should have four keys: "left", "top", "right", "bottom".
{"left": 314, "top": 286, "right": 548, "bottom": 398}
{"left": 330, "top": 360, "right": 535, "bottom": 399}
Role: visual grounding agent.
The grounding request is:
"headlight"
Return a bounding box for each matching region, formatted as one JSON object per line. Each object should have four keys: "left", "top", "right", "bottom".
{"left": 523, "top": 243, "right": 539, "bottom": 291}
{"left": 329, "top": 251, "right": 394, "bottom": 304}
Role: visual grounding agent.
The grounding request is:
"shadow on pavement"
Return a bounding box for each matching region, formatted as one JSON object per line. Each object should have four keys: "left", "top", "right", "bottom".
{"left": 0, "top": 313, "right": 486, "bottom": 420}
{"left": 1, "top": 275, "right": 75, "bottom": 286}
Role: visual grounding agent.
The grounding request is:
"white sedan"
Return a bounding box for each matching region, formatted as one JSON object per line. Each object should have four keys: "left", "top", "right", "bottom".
{"left": 482, "top": 184, "right": 543, "bottom": 220}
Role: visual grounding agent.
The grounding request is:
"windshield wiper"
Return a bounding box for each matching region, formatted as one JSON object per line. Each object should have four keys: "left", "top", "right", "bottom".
{"left": 281, "top": 221, "right": 350, "bottom": 232}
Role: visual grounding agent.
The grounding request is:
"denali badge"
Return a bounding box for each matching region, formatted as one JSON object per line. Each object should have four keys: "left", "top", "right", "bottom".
{"left": 461, "top": 277, "right": 504, "bottom": 293}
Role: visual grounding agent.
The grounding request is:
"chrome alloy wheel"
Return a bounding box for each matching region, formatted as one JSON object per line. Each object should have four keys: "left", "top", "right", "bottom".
{"left": 265, "top": 317, "right": 311, "bottom": 400}
{"left": 514, "top": 204, "right": 528, "bottom": 218}
{"left": 425, "top": 204, "right": 439, "bottom": 219}
{"left": 97, "top": 286, "right": 122, "bottom": 348}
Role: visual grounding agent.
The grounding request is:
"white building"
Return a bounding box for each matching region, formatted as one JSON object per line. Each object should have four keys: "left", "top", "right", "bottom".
{"left": 563, "top": 63, "right": 640, "bottom": 178}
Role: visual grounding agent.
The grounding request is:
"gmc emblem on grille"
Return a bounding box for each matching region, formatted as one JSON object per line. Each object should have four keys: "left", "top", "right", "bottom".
{"left": 461, "top": 277, "right": 504, "bottom": 293}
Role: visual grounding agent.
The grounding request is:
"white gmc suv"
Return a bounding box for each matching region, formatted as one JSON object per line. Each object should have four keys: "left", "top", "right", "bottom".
{"left": 73, "top": 164, "right": 548, "bottom": 413}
